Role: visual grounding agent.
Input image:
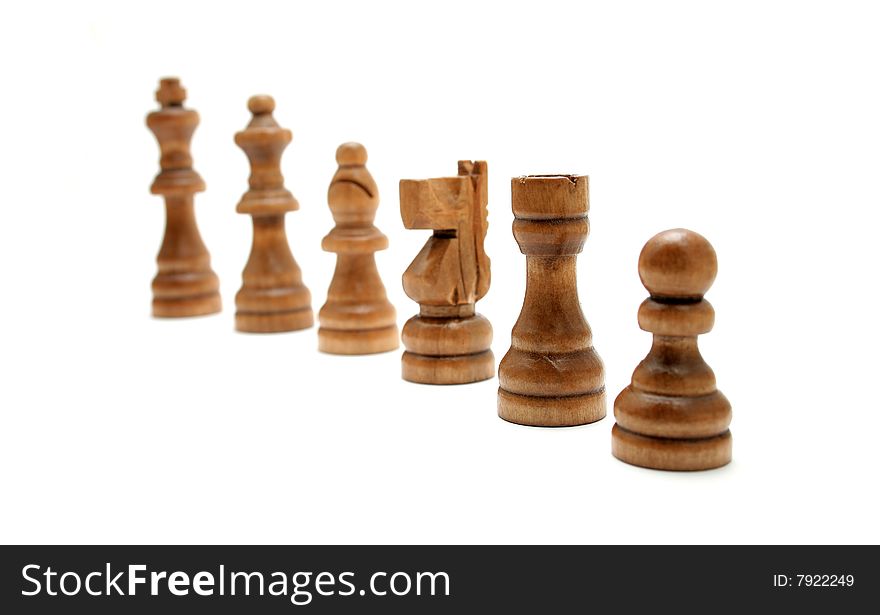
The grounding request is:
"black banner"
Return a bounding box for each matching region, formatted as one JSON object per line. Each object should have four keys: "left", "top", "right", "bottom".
{"left": 1, "top": 546, "right": 875, "bottom": 613}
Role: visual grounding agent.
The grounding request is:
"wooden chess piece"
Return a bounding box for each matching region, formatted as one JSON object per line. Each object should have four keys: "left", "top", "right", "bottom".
{"left": 318, "top": 143, "right": 399, "bottom": 354}
{"left": 497, "top": 175, "right": 605, "bottom": 426}
{"left": 234, "top": 95, "right": 313, "bottom": 333}
{"left": 399, "top": 161, "right": 493, "bottom": 384}
{"left": 145, "top": 77, "right": 221, "bottom": 318}
{"left": 611, "top": 228, "right": 732, "bottom": 471}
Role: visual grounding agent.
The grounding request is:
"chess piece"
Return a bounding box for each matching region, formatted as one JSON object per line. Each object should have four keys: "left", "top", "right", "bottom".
{"left": 234, "top": 95, "right": 313, "bottom": 333}
{"left": 611, "top": 229, "right": 732, "bottom": 471}
{"left": 498, "top": 175, "right": 605, "bottom": 426}
{"left": 145, "top": 77, "right": 221, "bottom": 317}
{"left": 399, "top": 161, "right": 493, "bottom": 384}
{"left": 318, "top": 143, "right": 399, "bottom": 354}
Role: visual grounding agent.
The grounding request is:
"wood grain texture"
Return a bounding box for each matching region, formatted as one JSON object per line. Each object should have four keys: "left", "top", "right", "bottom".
{"left": 234, "top": 95, "right": 313, "bottom": 333}
{"left": 145, "top": 77, "right": 221, "bottom": 318}
{"left": 318, "top": 143, "right": 398, "bottom": 354}
{"left": 612, "top": 228, "right": 732, "bottom": 471}
{"left": 399, "top": 161, "right": 493, "bottom": 384}
{"left": 498, "top": 175, "right": 606, "bottom": 426}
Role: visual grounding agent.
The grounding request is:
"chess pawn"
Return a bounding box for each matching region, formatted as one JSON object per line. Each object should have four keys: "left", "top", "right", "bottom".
{"left": 318, "top": 143, "right": 399, "bottom": 354}
{"left": 400, "top": 161, "right": 494, "bottom": 384}
{"left": 145, "top": 77, "right": 221, "bottom": 317}
{"left": 611, "top": 229, "right": 732, "bottom": 471}
{"left": 498, "top": 175, "right": 605, "bottom": 426}
{"left": 234, "top": 95, "right": 313, "bottom": 333}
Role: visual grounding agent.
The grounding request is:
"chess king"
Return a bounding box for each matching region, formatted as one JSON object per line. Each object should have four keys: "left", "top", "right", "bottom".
{"left": 145, "top": 77, "right": 221, "bottom": 317}
{"left": 399, "top": 161, "right": 494, "bottom": 385}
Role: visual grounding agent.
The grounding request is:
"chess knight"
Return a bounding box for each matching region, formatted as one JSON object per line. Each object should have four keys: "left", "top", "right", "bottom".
{"left": 399, "top": 161, "right": 494, "bottom": 384}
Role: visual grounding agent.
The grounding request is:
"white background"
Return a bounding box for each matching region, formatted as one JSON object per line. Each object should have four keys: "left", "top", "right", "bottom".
{"left": 1, "top": 0, "right": 878, "bottom": 544}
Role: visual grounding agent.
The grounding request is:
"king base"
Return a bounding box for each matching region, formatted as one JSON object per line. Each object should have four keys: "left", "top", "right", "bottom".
{"left": 235, "top": 308, "right": 313, "bottom": 333}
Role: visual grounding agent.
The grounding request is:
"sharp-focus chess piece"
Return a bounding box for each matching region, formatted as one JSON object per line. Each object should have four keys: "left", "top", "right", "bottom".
{"left": 612, "top": 228, "right": 732, "bottom": 471}
{"left": 399, "top": 161, "right": 493, "bottom": 384}
{"left": 145, "top": 77, "right": 221, "bottom": 317}
{"left": 318, "top": 143, "right": 398, "bottom": 354}
{"left": 234, "top": 95, "right": 312, "bottom": 333}
{"left": 498, "top": 175, "right": 605, "bottom": 426}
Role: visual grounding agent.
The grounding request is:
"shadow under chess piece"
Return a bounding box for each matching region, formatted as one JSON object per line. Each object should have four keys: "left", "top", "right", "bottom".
{"left": 399, "top": 161, "right": 493, "bottom": 385}
{"left": 612, "top": 228, "right": 732, "bottom": 471}
{"left": 318, "top": 143, "right": 399, "bottom": 354}
{"left": 497, "top": 175, "right": 605, "bottom": 426}
{"left": 234, "top": 95, "right": 313, "bottom": 333}
{"left": 145, "top": 77, "right": 221, "bottom": 318}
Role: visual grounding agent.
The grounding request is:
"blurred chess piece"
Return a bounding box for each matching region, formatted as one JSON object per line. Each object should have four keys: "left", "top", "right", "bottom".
{"left": 234, "top": 95, "right": 312, "bottom": 333}
{"left": 145, "top": 77, "right": 221, "bottom": 317}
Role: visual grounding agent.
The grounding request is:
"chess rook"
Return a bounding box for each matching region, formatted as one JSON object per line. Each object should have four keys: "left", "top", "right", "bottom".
{"left": 318, "top": 143, "right": 399, "bottom": 354}
{"left": 400, "top": 161, "right": 493, "bottom": 384}
{"left": 498, "top": 175, "right": 605, "bottom": 426}
{"left": 234, "top": 95, "right": 313, "bottom": 333}
{"left": 145, "top": 77, "right": 221, "bottom": 318}
{"left": 612, "top": 229, "right": 732, "bottom": 471}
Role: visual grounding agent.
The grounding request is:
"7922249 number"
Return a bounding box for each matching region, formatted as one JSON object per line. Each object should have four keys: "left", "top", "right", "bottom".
{"left": 797, "top": 574, "right": 854, "bottom": 587}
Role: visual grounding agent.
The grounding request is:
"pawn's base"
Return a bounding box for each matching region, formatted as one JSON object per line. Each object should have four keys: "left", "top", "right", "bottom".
{"left": 497, "top": 387, "right": 606, "bottom": 427}
{"left": 402, "top": 350, "right": 494, "bottom": 385}
{"left": 235, "top": 307, "right": 313, "bottom": 333}
{"left": 611, "top": 424, "right": 732, "bottom": 471}
{"left": 318, "top": 325, "right": 399, "bottom": 355}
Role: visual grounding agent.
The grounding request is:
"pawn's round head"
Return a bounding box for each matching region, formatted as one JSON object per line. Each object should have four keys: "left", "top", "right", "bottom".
{"left": 638, "top": 228, "right": 717, "bottom": 299}
{"left": 248, "top": 95, "right": 275, "bottom": 115}
{"left": 336, "top": 142, "right": 367, "bottom": 166}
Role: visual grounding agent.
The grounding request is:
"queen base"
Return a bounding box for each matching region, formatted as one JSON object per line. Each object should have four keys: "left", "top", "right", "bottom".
{"left": 235, "top": 307, "right": 313, "bottom": 333}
